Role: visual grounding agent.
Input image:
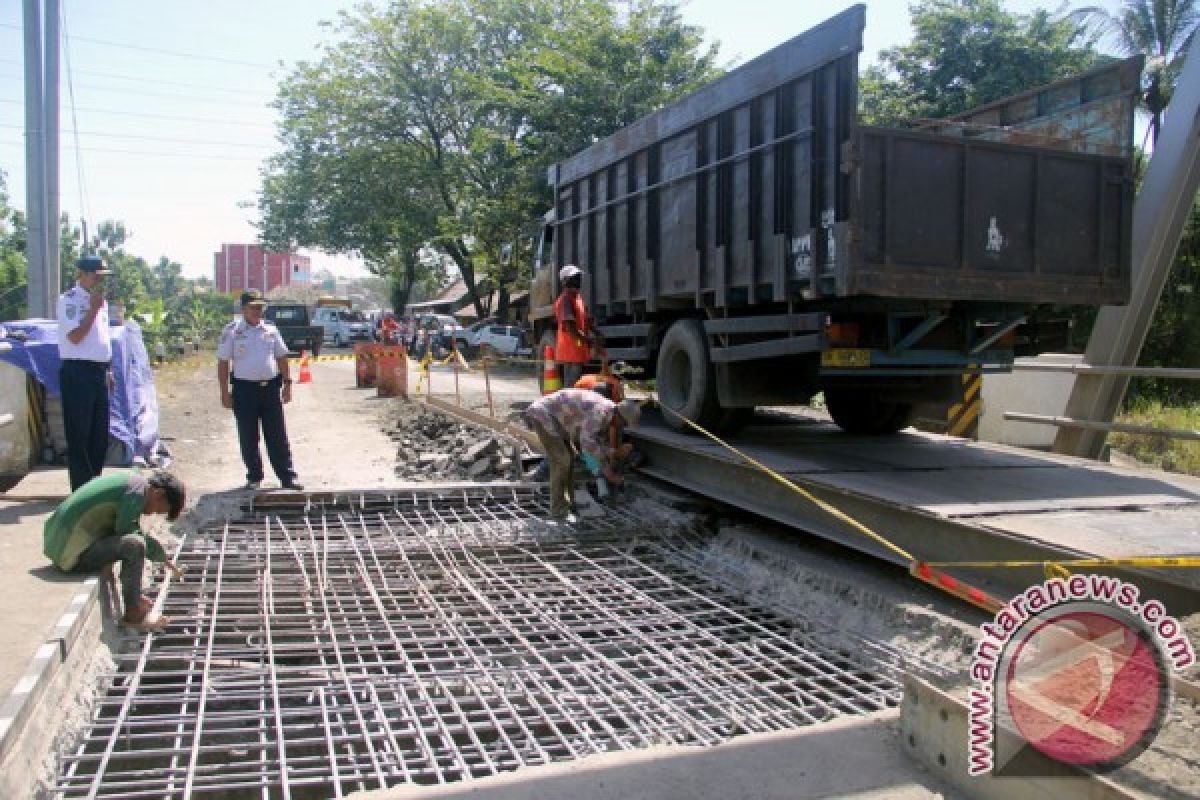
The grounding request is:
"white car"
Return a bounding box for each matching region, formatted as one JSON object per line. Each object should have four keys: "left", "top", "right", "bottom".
{"left": 476, "top": 325, "right": 530, "bottom": 357}
{"left": 454, "top": 320, "right": 494, "bottom": 352}
{"left": 313, "top": 307, "right": 373, "bottom": 347}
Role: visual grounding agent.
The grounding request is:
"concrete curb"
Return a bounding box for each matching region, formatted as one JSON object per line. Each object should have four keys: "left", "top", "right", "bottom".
{"left": 0, "top": 578, "right": 100, "bottom": 796}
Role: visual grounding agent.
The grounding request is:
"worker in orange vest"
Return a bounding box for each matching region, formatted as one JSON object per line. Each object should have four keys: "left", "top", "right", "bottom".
{"left": 554, "top": 265, "right": 595, "bottom": 389}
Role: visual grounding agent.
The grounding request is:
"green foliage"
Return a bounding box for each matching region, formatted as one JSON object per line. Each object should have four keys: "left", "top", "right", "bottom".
{"left": 1110, "top": 400, "right": 1200, "bottom": 474}
{"left": 0, "top": 169, "right": 27, "bottom": 319}
{"left": 860, "top": 0, "right": 1098, "bottom": 124}
{"left": 259, "top": 0, "right": 719, "bottom": 316}
{"left": 1129, "top": 199, "right": 1200, "bottom": 405}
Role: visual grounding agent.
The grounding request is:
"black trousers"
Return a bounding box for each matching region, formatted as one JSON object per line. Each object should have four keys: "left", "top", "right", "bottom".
{"left": 231, "top": 376, "right": 297, "bottom": 484}
{"left": 60, "top": 359, "right": 110, "bottom": 491}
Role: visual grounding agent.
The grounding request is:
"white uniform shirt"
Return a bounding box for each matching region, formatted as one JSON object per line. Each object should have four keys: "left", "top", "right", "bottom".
{"left": 56, "top": 284, "right": 112, "bottom": 362}
{"left": 217, "top": 318, "right": 288, "bottom": 380}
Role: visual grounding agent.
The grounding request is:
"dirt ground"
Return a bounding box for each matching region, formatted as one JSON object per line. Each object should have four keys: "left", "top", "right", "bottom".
{"left": 141, "top": 350, "right": 1199, "bottom": 799}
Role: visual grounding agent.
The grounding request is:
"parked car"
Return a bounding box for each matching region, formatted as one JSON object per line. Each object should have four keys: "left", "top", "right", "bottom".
{"left": 454, "top": 319, "right": 495, "bottom": 354}
{"left": 413, "top": 314, "right": 463, "bottom": 350}
{"left": 476, "top": 324, "right": 530, "bottom": 357}
{"left": 314, "top": 307, "right": 374, "bottom": 347}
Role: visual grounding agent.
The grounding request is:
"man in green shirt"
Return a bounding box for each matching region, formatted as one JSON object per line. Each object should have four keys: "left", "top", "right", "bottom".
{"left": 43, "top": 470, "right": 186, "bottom": 630}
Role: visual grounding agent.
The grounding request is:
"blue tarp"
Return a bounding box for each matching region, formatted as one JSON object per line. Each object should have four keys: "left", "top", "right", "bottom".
{"left": 0, "top": 318, "right": 163, "bottom": 465}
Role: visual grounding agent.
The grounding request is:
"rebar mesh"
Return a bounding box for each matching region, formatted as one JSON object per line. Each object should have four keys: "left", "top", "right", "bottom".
{"left": 57, "top": 486, "right": 900, "bottom": 799}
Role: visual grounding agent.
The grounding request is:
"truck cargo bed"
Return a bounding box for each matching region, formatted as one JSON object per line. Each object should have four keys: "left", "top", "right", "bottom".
{"left": 548, "top": 4, "right": 1136, "bottom": 316}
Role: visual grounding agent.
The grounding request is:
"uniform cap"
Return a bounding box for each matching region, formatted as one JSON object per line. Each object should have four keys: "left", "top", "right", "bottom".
{"left": 240, "top": 289, "right": 268, "bottom": 307}
{"left": 559, "top": 264, "right": 583, "bottom": 282}
{"left": 76, "top": 255, "right": 111, "bottom": 275}
{"left": 615, "top": 399, "right": 641, "bottom": 429}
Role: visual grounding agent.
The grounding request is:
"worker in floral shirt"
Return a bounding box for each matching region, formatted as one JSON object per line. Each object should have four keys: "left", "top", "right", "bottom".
{"left": 43, "top": 470, "right": 185, "bottom": 631}
{"left": 523, "top": 388, "right": 640, "bottom": 518}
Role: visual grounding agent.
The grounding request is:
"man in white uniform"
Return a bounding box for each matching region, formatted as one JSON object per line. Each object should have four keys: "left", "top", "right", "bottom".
{"left": 216, "top": 290, "right": 303, "bottom": 490}
{"left": 57, "top": 255, "right": 115, "bottom": 490}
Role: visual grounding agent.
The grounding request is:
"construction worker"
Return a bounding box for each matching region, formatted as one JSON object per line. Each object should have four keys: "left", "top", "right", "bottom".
{"left": 573, "top": 368, "right": 623, "bottom": 401}
{"left": 57, "top": 255, "right": 116, "bottom": 491}
{"left": 217, "top": 290, "right": 303, "bottom": 491}
{"left": 43, "top": 470, "right": 185, "bottom": 631}
{"left": 554, "top": 264, "right": 595, "bottom": 389}
{"left": 522, "top": 388, "right": 639, "bottom": 518}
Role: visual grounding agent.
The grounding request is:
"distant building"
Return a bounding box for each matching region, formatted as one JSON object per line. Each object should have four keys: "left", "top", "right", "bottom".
{"left": 214, "top": 244, "right": 311, "bottom": 294}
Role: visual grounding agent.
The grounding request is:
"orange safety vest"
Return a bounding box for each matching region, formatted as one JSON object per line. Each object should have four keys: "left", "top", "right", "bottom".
{"left": 554, "top": 290, "right": 591, "bottom": 364}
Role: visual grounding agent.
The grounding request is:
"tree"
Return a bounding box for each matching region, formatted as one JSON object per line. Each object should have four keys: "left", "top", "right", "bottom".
{"left": 259, "top": 0, "right": 719, "bottom": 316}
{"left": 1071, "top": 0, "right": 1200, "bottom": 143}
{"left": 0, "top": 170, "right": 27, "bottom": 319}
{"left": 860, "top": 0, "right": 1099, "bottom": 124}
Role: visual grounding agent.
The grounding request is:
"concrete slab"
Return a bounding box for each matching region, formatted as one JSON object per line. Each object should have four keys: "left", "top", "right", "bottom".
{"left": 347, "top": 709, "right": 956, "bottom": 800}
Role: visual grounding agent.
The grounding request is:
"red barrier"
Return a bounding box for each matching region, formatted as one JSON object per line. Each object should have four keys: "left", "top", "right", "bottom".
{"left": 376, "top": 346, "right": 408, "bottom": 398}
{"left": 355, "top": 343, "right": 379, "bottom": 388}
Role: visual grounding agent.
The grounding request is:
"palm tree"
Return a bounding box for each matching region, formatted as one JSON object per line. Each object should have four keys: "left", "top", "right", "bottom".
{"left": 1072, "top": 0, "right": 1200, "bottom": 143}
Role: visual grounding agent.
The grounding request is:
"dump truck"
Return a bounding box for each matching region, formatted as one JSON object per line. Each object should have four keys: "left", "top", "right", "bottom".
{"left": 529, "top": 4, "right": 1139, "bottom": 434}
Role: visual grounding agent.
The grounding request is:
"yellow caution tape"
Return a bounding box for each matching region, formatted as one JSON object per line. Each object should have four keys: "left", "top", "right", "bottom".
{"left": 926, "top": 556, "right": 1200, "bottom": 570}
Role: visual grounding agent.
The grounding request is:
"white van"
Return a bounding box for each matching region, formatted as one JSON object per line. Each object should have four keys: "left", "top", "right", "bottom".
{"left": 313, "top": 307, "right": 374, "bottom": 347}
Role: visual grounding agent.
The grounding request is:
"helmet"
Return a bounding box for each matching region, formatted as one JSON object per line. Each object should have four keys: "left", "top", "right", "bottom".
{"left": 559, "top": 265, "right": 583, "bottom": 282}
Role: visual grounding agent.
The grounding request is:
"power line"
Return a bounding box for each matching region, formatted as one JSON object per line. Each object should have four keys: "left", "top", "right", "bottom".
{"left": 0, "top": 72, "right": 273, "bottom": 107}
{"left": 0, "top": 57, "right": 273, "bottom": 96}
{"left": 0, "top": 22, "right": 276, "bottom": 68}
{"left": 0, "top": 97, "right": 276, "bottom": 129}
{"left": 0, "top": 138, "right": 265, "bottom": 161}
{"left": 62, "top": 4, "right": 92, "bottom": 233}
{"left": 0, "top": 122, "right": 271, "bottom": 149}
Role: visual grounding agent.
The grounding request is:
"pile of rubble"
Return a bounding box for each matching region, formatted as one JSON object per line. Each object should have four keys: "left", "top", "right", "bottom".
{"left": 391, "top": 407, "right": 522, "bottom": 482}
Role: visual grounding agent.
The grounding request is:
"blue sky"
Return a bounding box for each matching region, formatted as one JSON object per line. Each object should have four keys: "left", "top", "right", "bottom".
{"left": 0, "top": 1, "right": 1119, "bottom": 280}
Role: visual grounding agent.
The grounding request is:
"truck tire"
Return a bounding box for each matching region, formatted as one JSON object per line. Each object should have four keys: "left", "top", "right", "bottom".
{"left": 657, "top": 319, "right": 722, "bottom": 433}
{"left": 825, "top": 389, "right": 913, "bottom": 435}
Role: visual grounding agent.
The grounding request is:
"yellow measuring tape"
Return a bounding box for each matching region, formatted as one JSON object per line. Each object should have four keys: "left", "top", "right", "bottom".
{"left": 652, "top": 399, "right": 915, "bottom": 564}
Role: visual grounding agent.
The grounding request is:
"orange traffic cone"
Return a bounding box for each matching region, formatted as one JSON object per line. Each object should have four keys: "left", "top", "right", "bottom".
{"left": 298, "top": 351, "right": 313, "bottom": 384}
{"left": 542, "top": 345, "right": 561, "bottom": 394}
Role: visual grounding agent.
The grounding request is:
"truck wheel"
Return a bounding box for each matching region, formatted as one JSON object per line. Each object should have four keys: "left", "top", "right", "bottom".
{"left": 657, "top": 319, "right": 721, "bottom": 433}
{"left": 825, "top": 389, "right": 913, "bottom": 435}
{"left": 537, "top": 330, "right": 556, "bottom": 394}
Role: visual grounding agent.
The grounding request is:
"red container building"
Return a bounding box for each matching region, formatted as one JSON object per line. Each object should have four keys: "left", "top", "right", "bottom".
{"left": 214, "top": 244, "right": 311, "bottom": 294}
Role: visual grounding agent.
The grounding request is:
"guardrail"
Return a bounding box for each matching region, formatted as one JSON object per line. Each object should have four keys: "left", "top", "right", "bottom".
{"left": 1004, "top": 362, "right": 1199, "bottom": 440}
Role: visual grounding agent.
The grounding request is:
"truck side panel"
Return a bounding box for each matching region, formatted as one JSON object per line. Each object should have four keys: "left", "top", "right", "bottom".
{"left": 554, "top": 6, "right": 865, "bottom": 316}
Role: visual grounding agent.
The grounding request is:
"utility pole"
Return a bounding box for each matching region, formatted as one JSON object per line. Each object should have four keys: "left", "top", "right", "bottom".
{"left": 1053, "top": 35, "right": 1200, "bottom": 459}
{"left": 23, "top": 0, "right": 46, "bottom": 317}
{"left": 22, "top": 0, "right": 60, "bottom": 318}
{"left": 45, "top": 0, "right": 60, "bottom": 296}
